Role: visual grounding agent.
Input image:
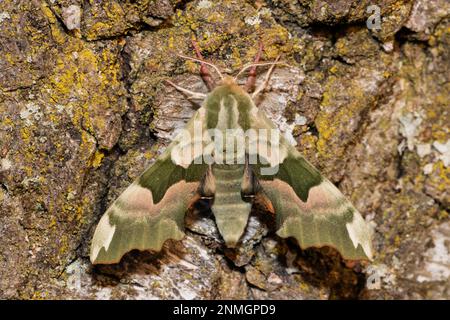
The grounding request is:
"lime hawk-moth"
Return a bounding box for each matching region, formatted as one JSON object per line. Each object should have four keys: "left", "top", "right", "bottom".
{"left": 90, "top": 43, "right": 373, "bottom": 265}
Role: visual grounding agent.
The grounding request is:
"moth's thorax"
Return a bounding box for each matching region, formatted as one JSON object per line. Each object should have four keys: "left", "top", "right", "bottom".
{"left": 204, "top": 79, "right": 255, "bottom": 130}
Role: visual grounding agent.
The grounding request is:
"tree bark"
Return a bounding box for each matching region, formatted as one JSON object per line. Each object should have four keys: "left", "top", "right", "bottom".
{"left": 0, "top": 0, "right": 448, "bottom": 299}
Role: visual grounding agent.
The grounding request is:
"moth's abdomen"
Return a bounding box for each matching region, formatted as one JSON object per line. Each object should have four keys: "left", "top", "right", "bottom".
{"left": 211, "top": 164, "right": 252, "bottom": 247}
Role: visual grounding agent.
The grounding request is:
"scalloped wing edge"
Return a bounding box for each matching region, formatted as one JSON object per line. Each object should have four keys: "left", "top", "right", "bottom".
{"left": 90, "top": 181, "right": 198, "bottom": 264}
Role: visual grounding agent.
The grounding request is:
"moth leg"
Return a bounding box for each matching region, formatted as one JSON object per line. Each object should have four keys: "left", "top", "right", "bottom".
{"left": 244, "top": 42, "right": 264, "bottom": 93}
{"left": 165, "top": 80, "right": 207, "bottom": 100}
{"left": 251, "top": 55, "right": 281, "bottom": 99}
{"left": 192, "top": 39, "right": 215, "bottom": 91}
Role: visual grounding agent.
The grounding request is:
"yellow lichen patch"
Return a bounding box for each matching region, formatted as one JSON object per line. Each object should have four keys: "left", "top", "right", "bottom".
{"left": 23, "top": 166, "right": 33, "bottom": 177}
{"left": 58, "top": 234, "right": 70, "bottom": 255}
{"left": 91, "top": 150, "right": 105, "bottom": 168}
{"left": 184, "top": 60, "right": 199, "bottom": 74}
{"left": 20, "top": 127, "right": 32, "bottom": 142}
{"left": 42, "top": 108, "right": 57, "bottom": 125}
{"left": 230, "top": 47, "right": 243, "bottom": 70}
{"left": 315, "top": 115, "right": 333, "bottom": 153}
{"left": 104, "top": 1, "right": 125, "bottom": 20}
{"left": 298, "top": 280, "right": 311, "bottom": 293}
{"left": 299, "top": 133, "right": 318, "bottom": 152}
{"left": 44, "top": 35, "right": 125, "bottom": 145}
{"left": 86, "top": 22, "right": 112, "bottom": 40}
{"left": 71, "top": 104, "right": 93, "bottom": 133}
{"left": 79, "top": 130, "right": 96, "bottom": 157}
{"left": 430, "top": 120, "right": 448, "bottom": 142}
{"left": 260, "top": 25, "right": 291, "bottom": 59}
{"left": 434, "top": 161, "right": 450, "bottom": 192}
{"left": 1, "top": 116, "right": 14, "bottom": 127}
{"left": 437, "top": 209, "right": 449, "bottom": 220}
{"left": 329, "top": 65, "right": 339, "bottom": 74}
{"left": 206, "top": 12, "right": 225, "bottom": 23}
{"left": 40, "top": 3, "right": 67, "bottom": 45}
{"left": 31, "top": 291, "right": 49, "bottom": 300}
{"left": 394, "top": 235, "right": 401, "bottom": 247}
{"left": 198, "top": 32, "right": 232, "bottom": 54}
{"left": 4, "top": 52, "right": 15, "bottom": 65}
{"left": 144, "top": 150, "right": 155, "bottom": 160}
{"left": 82, "top": 0, "right": 127, "bottom": 40}
{"left": 79, "top": 196, "right": 92, "bottom": 222}
{"left": 335, "top": 40, "right": 348, "bottom": 56}
{"left": 49, "top": 57, "right": 79, "bottom": 98}
{"left": 61, "top": 191, "right": 89, "bottom": 225}
{"left": 49, "top": 217, "right": 57, "bottom": 229}
{"left": 315, "top": 75, "right": 370, "bottom": 159}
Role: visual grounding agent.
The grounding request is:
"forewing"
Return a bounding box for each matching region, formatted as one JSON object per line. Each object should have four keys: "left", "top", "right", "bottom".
{"left": 90, "top": 109, "right": 209, "bottom": 264}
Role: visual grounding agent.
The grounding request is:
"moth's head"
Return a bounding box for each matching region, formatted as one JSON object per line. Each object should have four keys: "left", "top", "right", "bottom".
{"left": 219, "top": 75, "right": 239, "bottom": 86}
{"left": 205, "top": 77, "right": 253, "bottom": 114}
{"left": 216, "top": 76, "right": 248, "bottom": 95}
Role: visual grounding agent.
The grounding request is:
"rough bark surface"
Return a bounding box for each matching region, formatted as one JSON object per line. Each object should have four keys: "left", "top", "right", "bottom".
{"left": 0, "top": 0, "right": 448, "bottom": 299}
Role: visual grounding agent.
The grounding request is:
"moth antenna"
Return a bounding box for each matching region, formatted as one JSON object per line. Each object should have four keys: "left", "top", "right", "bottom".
{"left": 244, "top": 42, "right": 264, "bottom": 93}
{"left": 251, "top": 55, "right": 281, "bottom": 99}
{"left": 165, "top": 80, "right": 207, "bottom": 100}
{"left": 234, "top": 61, "right": 286, "bottom": 81}
{"left": 177, "top": 54, "right": 224, "bottom": 80}
{"left": 191, "top": 39, "right": 215, "bottom": 91}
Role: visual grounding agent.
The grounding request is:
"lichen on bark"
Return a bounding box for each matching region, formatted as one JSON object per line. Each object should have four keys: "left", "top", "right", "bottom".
{"left": 0, "top": 0, "right": 448, "bottom": 299}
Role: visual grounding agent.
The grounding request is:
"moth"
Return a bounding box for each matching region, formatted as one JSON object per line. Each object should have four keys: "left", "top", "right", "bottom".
{"left": 90, "top": 42, "right": 373, "bottom": 265}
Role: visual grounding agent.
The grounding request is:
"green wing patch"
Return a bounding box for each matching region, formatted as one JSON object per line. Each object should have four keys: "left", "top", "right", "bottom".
{"left": 91, "top": 159, "right": 207, "bottom": 265}
{"left": 90, "top": 108, "right": 209, "bottom": 265}
{"left": 251, "top": 109, "right": 373, "bottom": 261}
